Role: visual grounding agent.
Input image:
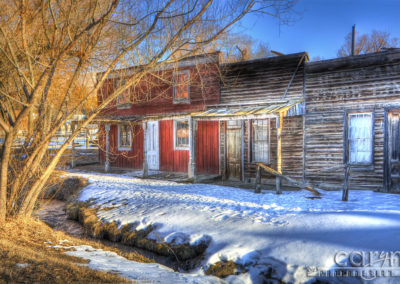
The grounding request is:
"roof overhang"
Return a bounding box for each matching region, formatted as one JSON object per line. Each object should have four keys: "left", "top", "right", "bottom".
{"left": 191, "top": 99, "right": 304, "bottom": 121}
{"left": 94, "top": 99, "right": 304, "bottom": 123}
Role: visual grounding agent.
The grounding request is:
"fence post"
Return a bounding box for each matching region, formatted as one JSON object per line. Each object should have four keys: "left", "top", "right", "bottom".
{"left": 342, "top": 164, "right": 350, "bottom": 201}
{"left": 255, "top": 165, "right": 262, "bottom": 193}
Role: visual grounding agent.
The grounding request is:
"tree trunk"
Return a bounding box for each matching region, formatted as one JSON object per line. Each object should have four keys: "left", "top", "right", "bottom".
{"left": 0, "top": 132, "right": 14, "bottom": 222}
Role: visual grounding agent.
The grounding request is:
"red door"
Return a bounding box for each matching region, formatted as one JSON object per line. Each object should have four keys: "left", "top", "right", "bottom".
{"left": 196, "top": 121, "right": 219, "bottom": 174}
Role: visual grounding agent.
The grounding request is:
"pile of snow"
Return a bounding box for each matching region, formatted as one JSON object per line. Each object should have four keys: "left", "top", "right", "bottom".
{"left": 68, "top": 172, "right": 400, "bottom": 283}
{"left": 54, "top": 244, "right": 223, "bottom": 283}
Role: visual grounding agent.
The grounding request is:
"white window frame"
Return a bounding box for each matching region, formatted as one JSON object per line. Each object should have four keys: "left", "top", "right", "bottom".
{"left": 252, "top": 119, "right": 270, "bottom": 163}
{"left": 118, "top": 124, "right": 132, "bottom": 151}
{"left": 173, "top": 70, "right": 190, "bottom": 104}
{"left": 346, "top": 112, "right": 374, "bottom": 166}
{"left": 173, "top": 119, "right": 189, "bottom": 150}
{"left": 116, "top": 78, "right": 131, "bottom": 109}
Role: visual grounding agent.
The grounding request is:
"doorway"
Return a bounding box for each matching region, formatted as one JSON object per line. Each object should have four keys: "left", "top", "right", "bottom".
{"left": 386, "top": 110, "right": 400, "bottom": 193}
{"left": 146, "top": 121, "right": 159, "bottom": 170}
{"left": 226, "top": 120, "right": 242, "bottom": 180}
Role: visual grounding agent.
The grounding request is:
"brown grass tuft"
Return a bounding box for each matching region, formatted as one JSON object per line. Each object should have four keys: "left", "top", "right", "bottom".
{"left": 0, "top": 217, "right": 151, "bottom": 283}
{"left": 205, "top": 260, "right": 238, "bottom": 278}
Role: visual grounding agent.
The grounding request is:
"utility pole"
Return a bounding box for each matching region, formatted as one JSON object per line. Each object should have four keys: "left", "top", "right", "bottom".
{"left": 351, "top": 25, "right": 356, "bottom": 56}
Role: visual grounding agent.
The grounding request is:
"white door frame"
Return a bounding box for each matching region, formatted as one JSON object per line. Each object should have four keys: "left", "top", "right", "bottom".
{"left": 146, "top": 121, "right": 159, "bottom": 170}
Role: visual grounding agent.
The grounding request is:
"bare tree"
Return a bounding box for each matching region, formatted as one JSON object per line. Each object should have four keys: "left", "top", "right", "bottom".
{"left": 203, "top": 32, "right": 272, "bottom": 62}
{"left": 338, "top": 30, "right": 399, "bottom": 57}
{"left": 0, "top": 0, "right": 296, "bottom": 222}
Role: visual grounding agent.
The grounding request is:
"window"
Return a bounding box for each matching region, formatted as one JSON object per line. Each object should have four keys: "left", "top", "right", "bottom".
{"left": 118, "top": 124, "right": 132, "bottom": 150}
{"left": 115, "top": 78, "right": 131, "bottom": 109}
{"left": 174, "top": 119, "right": 189, "bottom": 150}
{"left": 252, "top": 120, "right": 270, "bottom": 163}
{"left": 173, "top": 70, "right": 190, "bottom": 103}
{"left": 347, "top": 112, "right": 373, "bottom": 165}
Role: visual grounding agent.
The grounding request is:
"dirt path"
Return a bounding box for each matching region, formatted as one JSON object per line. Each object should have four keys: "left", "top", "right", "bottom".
{"left": 35, "top": 199, "right": 181, "bottom": 271}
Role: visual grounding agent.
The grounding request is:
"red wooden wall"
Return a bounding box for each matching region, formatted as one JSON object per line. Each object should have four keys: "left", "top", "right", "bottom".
{"left": 196, "top": 121, "right": 219, "bottom": 174}
{"left": 98, "top": 61, "right": 220, "bottom": 118}
{"left": 99, "top": 120, "right": 219, "bottom": 175}
{"left": 159, "top": 120, "right": 189, "bottom": 172}
{"left": 99, "top": 123, "right": 144, "bottom": 169}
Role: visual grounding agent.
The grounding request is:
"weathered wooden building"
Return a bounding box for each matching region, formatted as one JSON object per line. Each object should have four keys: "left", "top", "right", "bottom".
{"left": 304, "top": 48, "right": 400, "bottom": 192}
{"left": 97, "top": 53, "right": 221, "bottom": 176}
{"left": 97, "top": 48, "right": 400, "bottom": 193}
{"left": 190, "top": 52, "right": 308, "bottom": 191}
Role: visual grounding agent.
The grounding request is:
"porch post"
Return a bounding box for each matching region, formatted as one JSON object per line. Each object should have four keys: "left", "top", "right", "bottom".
{"left": 276, "top": 112, "right": 283, "bottom": 194}
{"left": 142, "top": 121, "right": 148, "bottom": 178}
{"left": 188, "top": 116, "right": 197, "bottom": 180}
{"left": 241, "top": 119, "right": 245, "bottom": 182}
{"left": 105, "top": 123, "right": 110, "bottom": 172}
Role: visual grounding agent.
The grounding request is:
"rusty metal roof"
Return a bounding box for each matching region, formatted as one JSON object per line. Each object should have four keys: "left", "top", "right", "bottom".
{"left": 191, "top": 99, "right": 303, "bottom": 119}
{"left": 94, "top": 99, "right": 304, "bottom": 123}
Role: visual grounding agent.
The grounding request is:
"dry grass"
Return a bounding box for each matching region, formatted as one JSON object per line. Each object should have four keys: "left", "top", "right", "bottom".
{"left": 42, "top": 170, "right": 89, "bottom": 202}
{"left": 0, "top": 218, "right": 151, "bottom": 283}
{"left": 205, "top": 260, "right": 238, "bottom": 278}
{"left": 67, "top": 201, "right": 209, "bottom": 262}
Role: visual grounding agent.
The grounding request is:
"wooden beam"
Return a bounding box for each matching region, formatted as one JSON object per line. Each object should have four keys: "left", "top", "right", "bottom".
{"left": 276, "top": 112, "right": 283, "bottom": 194}
{"left": 255, "top": 165, "right": 262, "bottom": 193}
{"left": 342, "top": 165, "right": 350, "bottom": 201}
{"left": 142, "top": 121, "right": 148, "bottom": 177}
{"left": 241, "top": 120, "right": 245, "bottom": 182}
{"left": 188, "top": 117, "right": 197, "bottom": 180}
{"left": 257, "top": 162, "right": 321, "bottom": 196}
{"left": 282, "top": 54, "right": 306, "bottom": 99}
{"left": 105, "top": 124, "right": 111, "bottom": 172}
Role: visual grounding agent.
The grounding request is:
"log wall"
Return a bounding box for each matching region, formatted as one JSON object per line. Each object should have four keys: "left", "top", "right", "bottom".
{"left": 305, "top": 50, "right": 400, "bottom": 191}
{"left": 218, "top": 52, "right": 307, "bottom": 183}
{"left": 220, "top": 52, "right": 306, "bottom": 103}
{"left": 218, "top": 116, "right": 304, "bottom": 184}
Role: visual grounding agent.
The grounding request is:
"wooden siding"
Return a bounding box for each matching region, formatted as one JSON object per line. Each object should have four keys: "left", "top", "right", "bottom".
{"left": 98, "top": 60, "right": 220, "bottom": 118}
{"left": 196, "top": 121, "right": 219, "bottom": 174}
{"left": 218, "top": 116, "right": 304, "bottom": 184}
{"left": 99, "top": 123, "right": 144, "bottom": 169}
{"left": 248, "top": 117, "right": 304, "bottom": 184}
{"left": 218, "top": 53, "right": 307, "bottom": 183}
{"left": 305, "top": 50, "right": 400, "bottom": 191}
{"left": 159, "top": 120, "right": 189, "bottom": 172}
{"left": 220, "top": 53, "right": 306, "bottom": 104}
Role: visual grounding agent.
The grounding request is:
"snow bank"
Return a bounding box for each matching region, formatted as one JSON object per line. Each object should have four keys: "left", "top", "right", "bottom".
{"left": 58, "top": 244, "right": 223, "bottom": 283}
{"left": 69, "top": 172, "right": 400, "bottom": 283}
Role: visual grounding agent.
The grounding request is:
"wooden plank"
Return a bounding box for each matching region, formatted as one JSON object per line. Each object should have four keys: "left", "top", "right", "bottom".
{"left": 257, "top": 162, "right": 321, "bottom": 196}
{"left": 142, "top": 122, "right": 148, "bottom": 177}
{"left": 304, "top": 52, "right": 400, "bottom": 191}
{"left": 276, "top": 112, "right": 283, "bottom": 194}
{"left": 342, "top": 165, "right": 350, "bottom": 201}
{"left": 255, "top": 165, "right": 262, "bottom": 193}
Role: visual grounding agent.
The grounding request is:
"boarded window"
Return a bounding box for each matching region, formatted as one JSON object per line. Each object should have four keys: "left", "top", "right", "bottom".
{"left": 173, "top": 70, "right": 190, "bottom": 103}
{"left": 174, "top": 120, "right": 189, "bottom": 149}
{"left": 252, "top": 119, "right": 269, "bottom": 163}
{"left": 115, "top": 78, "right": 131, "bottom": 108}
{"left": 118, "top": 124, "right": 132, "bottom": 150}
{"left": 348, "top": 113, "right": 373, "bottom": 164}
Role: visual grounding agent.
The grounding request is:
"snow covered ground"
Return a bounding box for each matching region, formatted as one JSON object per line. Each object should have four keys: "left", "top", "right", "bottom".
{"left": 68, "top": 171, "right": 400, "bottom": 283}
{"left": 51, "top": 242, "right": 223, "bottom": 283}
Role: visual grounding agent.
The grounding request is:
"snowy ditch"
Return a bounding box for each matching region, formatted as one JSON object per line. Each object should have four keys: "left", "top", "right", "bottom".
{"left": 66, "top": 172, "right": 400, "bottom": 284}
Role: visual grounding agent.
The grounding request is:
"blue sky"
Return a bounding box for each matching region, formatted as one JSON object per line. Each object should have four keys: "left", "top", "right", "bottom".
{"left": 235, "top": 0, "right": 400, "bottom": 60}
